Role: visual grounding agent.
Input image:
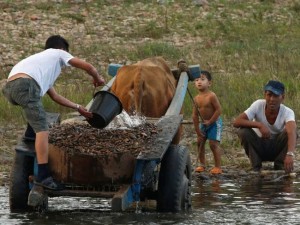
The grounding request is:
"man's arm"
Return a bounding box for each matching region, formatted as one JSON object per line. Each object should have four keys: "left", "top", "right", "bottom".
{"left": 68, "top": 57, "right": 105, "bottom": 86}
{"left": 285, "top": 120, "right": 297, "bottom": 154}
{"left": 47, "top": 87, "right": 93, "bottom": 119}
{"left": 284, "top": 120, "right": 297, "bottom": 173}
{"left": 233, "top": 112, "right": 271, "bottom": 138}
{"left": 233, "top": 113, "right": 256, "bottom": 128}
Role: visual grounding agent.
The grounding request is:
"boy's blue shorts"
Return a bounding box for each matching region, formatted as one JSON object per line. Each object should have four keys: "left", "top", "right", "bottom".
{"left": 200, "top": 117, "right": 222, "bottom": 141}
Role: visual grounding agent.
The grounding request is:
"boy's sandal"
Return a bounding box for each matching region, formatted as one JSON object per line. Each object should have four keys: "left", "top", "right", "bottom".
{"left": 195, "top": 166, "right": 205, "bottom": 173}
{"left": 210, "top": 167, "right": 222, "bottom": 175}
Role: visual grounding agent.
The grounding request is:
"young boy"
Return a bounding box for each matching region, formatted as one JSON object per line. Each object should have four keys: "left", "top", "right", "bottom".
{"left": 192, "top": 71, "right": 223, "bottom": 174}
{"left": 2, "top": 35, "right": 105, "bottom": 190}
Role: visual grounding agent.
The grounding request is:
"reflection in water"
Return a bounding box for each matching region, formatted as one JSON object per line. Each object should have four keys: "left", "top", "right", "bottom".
{"left": 1, "top": 173, "right": 300, "bottom": 224}
{"left": 192, "top": 173, "right": 300, "bottom": 224}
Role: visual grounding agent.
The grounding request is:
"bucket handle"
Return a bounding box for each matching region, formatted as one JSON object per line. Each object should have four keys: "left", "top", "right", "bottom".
{"left": 92, "top": 84, "right": 116, "bottom": 98}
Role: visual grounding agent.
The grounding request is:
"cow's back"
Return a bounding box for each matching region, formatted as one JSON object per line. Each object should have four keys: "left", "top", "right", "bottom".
{"left": 136, "top": 57, "right": 173, "bottom": 76}
{"left": 111, "top": 57, "right": 176, "bottom": 117}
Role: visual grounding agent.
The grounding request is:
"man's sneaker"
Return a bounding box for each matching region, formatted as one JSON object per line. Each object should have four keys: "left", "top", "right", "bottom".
{"left": 34, "top": 176, "right": 64, "bottom": 191}
{"left": 28, "top": 185, "right": 45, "bottom": 207}
{"left": 210, "top": 167, "right": 222, "bottom": 175}
{"left": 195, "top": 166, "right": 205, "bottom": 173}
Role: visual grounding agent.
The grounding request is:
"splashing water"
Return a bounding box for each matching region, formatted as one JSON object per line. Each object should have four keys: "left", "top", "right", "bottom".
{"left": 106, "top": 110, "right": 146, "bottom": 129}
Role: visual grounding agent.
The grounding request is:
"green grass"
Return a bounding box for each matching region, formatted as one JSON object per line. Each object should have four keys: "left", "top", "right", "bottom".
{"left": 129, "top": 42, "right": 186, "bottom": 61}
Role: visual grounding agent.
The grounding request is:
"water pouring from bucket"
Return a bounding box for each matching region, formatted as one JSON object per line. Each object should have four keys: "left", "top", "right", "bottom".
{"left": 87, "top": 91, "right": 123, "bottom": 129}
{"left": 106, "top": 110, "right": 146, "bottom": 129}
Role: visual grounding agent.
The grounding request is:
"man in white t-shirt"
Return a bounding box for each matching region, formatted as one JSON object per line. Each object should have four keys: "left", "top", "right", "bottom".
{"left": 2, "top": 35, "right": 105, "bottom": 191}
{"left": 233, "top": 80, "right": 297, "bottom": 173}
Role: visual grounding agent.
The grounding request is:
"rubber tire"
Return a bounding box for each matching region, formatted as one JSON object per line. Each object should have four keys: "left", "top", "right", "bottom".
{"left": 157, "top": 145, "right": 192, "bottom": 212}
{"left": 9, "top": 152, "right": 34, "bottom": 212}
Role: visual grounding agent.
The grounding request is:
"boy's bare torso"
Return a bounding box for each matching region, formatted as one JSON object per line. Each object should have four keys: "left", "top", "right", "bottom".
{"left": 194, "top": 90, "right": 216, "bottom": 120}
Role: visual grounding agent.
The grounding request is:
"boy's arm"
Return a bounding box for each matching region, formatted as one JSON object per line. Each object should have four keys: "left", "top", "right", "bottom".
{"left": 47, "top": 87, "right": 93, "bottom": 119}
{"left": 68, "top": 57, "right": 105, "bottom": 87}
{"left": 192, "top": 97, "right": 204, "bottom": 138}
{"left": 192, "top": 105, "right": 201, "bottom": 137}
{"left": 207, "top": 93, "right": 221, "bottom": 125}
{"left": 192, "top": 102, "right": 206, "bottom": 144}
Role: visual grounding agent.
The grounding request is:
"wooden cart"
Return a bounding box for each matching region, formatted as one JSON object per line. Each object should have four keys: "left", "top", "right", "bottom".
{"left": 9, "top": 65, "right": 200, "bottom": 212}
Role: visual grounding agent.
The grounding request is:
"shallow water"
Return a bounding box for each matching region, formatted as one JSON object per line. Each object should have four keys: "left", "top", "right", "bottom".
{"left": 1, "top": 174, "right": 300, "bottom": 225}
{"left": 2, "top": 113, "right": 300, "bottom": 224}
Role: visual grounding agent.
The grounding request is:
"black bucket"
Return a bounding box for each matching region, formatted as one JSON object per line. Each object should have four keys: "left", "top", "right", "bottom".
{"left": 87, "top": 91, "right": 123, "bottom": 129}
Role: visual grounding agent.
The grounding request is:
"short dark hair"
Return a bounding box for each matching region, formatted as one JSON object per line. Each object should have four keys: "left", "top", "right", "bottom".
{"left": 45, "top": 35, "right": 69, "bottom": 52}
{"left": 201, "top": 70, "right": 212, "bottom": 81}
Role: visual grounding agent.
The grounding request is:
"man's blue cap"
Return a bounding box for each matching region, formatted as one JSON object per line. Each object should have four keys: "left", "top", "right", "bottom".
{"left": 264, "top": 80, "right": 285, "bottom": 95}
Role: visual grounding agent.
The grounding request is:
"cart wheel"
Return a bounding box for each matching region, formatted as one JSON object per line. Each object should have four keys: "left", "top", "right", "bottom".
{"left": 9, "top": 152, "right": 34, "bottom": 212}
{"left": 157, "top": 145, "right": 192, "bottom": 212}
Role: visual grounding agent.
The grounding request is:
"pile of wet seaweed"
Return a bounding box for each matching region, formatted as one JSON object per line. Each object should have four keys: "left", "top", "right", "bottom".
{"left": 49, "top": 122, "right": 159, "bottom": 157}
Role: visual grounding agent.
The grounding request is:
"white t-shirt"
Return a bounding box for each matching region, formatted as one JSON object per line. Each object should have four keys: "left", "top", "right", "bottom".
{"left": 8, "top": 48, "right": 74, "bottom": 96}
{"left": 244, "top": 99, "right": 295, "bottom": 138}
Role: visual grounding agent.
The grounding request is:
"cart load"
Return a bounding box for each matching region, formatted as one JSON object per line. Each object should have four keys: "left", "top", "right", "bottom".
{"left": 48, "top": 122, "right": 158, "bottom": 185}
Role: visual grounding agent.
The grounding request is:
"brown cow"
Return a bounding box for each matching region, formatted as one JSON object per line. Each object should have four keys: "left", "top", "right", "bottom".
{"left": 111, "top": 57, "right": 182, "bottom": 143}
